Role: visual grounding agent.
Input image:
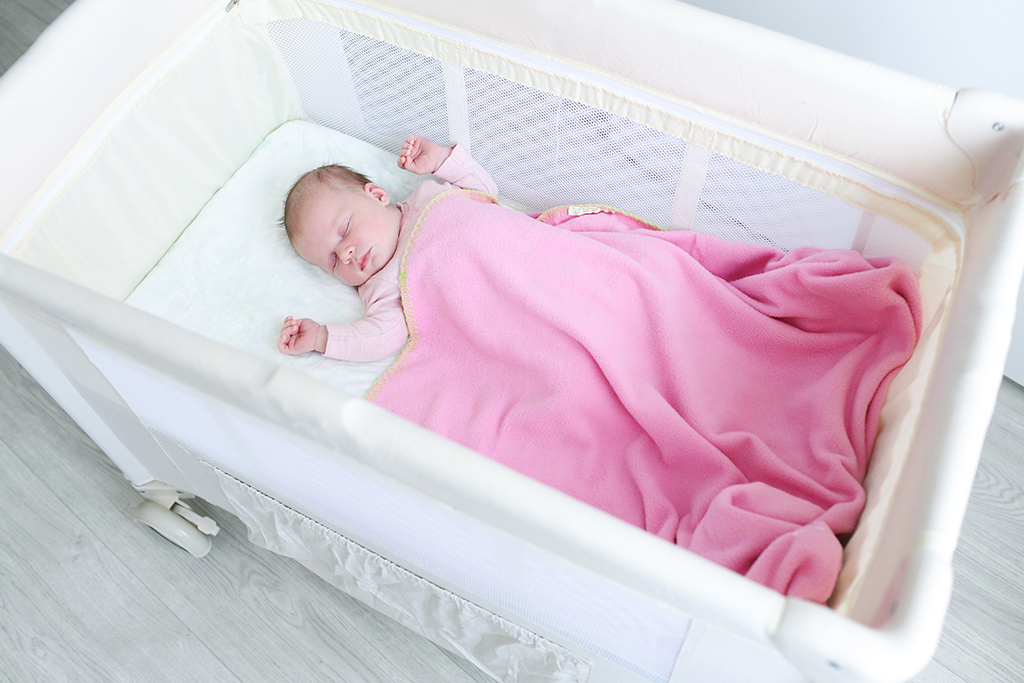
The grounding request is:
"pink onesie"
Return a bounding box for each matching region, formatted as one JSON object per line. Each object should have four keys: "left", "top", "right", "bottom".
{"left": 322, "top": 144, "right": 498, "bottom": 361}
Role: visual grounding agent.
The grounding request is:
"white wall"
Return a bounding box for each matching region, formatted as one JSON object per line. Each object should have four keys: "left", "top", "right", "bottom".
{"left": 682, "top": 0, "right": 1024, "bottom": 381}
{"left": 681, "top": 0, "right": 1024, "bottom": 98}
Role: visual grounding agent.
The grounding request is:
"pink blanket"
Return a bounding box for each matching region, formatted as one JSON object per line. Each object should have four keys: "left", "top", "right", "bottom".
{"left": 369, "top": 191, "right": 922, "bottom": 602}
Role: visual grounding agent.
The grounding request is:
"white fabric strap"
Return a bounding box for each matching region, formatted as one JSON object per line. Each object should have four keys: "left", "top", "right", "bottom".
{"left": 270, "top": 18, "right": 370, "bottom": 138}
{"left": 442, "top": 62, "right": 472, "bottom": 152}
{"left": 669, "top": 143, "right": 712, "bottom": 230}
{"left": 668, "top": 620, "right": 801, "bottom": 682}
{"left": 851, "top": 210, "right": 875, "bottom": 253}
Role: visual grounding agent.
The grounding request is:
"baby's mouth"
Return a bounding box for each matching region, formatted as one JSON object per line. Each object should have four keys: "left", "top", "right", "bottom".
{"left": 359, "top": 250, "right": 371, "bottom": 272}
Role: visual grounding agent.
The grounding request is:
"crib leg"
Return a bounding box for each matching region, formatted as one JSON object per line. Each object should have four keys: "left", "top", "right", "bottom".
{"left": 133, "top": 482, "right": 219, "bottom": 558}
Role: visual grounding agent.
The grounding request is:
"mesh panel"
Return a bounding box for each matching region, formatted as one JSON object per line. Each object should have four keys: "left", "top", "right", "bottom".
{"left": 694, "top": 152, "right": 863, "bottom": 250}
{"left": 266, "top": 17, "right": 932, "bottom": 271}
{"left": 463, "top": 69, "right": 688, "bottom": 225}
{"left": 267, "top": 20, "right": 368, "bottom": 138}
{"left": 861, "top": 214, "right": 932, "bottom": 271}
{"left": 337, "top": 31, "right": 449, "bottom": 153}
{"left": 269, "top": 19, "right": 449, "bottom": 153}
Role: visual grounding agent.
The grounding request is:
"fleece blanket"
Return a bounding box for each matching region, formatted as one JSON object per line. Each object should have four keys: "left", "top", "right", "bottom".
{"left": 368, "top": 190, "right": 922, "bottom": 603}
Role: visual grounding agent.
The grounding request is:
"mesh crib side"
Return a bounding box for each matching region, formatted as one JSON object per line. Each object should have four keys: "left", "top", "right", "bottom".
{"left": 265, "top": 15, "right": 946, "bottom": 274}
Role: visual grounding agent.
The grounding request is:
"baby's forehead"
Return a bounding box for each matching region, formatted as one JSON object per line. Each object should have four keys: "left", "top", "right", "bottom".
{"left": 285, "top": 167, "right": 365, "bottom": 242}
{"left": 310, "top": 165, "right": 366, "bottom": 192}
{"left": 297, "top": 177, "right": 356, "bottom": 210}
{"left": 294, "top": 183, "right": 364, "bottom": 240}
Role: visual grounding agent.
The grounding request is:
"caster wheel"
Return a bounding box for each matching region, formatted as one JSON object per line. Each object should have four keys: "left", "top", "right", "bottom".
{"left": 134, "top": 500, "right": 212, "bottom": 558}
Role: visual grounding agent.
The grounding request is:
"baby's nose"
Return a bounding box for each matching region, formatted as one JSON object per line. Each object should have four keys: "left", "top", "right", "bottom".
{"left": 341, "top": 245, "right": 356, "bottom": 263}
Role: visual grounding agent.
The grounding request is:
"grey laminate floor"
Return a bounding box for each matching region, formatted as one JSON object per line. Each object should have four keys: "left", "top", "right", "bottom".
{"left": 2, "top": 2, "right": 1023, "bottom": 682}
{"left": 0, "top": 0, "right": 67, "bottom": 72}
{"left": 0, "top": 345, "right": 490, "bottom": 683}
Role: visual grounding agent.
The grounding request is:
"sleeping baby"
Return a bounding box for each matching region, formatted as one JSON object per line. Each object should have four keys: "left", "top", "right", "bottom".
{"left": 278, "top": 131, "right": 923, "bottom": 602}
{"left": 277, "top": 134, "right": 496, "bottom": 361}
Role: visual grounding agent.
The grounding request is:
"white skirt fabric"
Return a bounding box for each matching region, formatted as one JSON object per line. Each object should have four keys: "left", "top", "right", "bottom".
{"left": 212, "top": 466, "right": 593, "bottom": 683}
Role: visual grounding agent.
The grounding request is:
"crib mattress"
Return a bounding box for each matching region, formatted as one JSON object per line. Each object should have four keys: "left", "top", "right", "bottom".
{"left": 126, "top": 120, "right": 421, "bottom": 397}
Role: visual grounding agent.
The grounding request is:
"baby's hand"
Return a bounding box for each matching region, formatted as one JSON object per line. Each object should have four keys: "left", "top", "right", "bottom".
{"left": 278, "top": 316, "right": 326, "bottom": 355}
{"left": 398, "top": 135, "right": 452, "bottom": 175}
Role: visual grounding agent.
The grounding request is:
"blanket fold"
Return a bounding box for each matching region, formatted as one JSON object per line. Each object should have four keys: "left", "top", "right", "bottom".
{"left": 369, "top": 193, "right": 922, "bottom": 603}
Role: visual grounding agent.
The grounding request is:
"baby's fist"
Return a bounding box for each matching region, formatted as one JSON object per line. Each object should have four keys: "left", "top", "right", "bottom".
{"left": 278, "top": 316, "right": 323, "bottom": 355}
{"left": 398, "top": 135, "right": 451, "bottom": 175}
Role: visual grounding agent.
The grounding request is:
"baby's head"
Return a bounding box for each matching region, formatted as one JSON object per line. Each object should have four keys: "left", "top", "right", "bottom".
{"left": 282, "top": 165, "right": 403, "bottom": 287}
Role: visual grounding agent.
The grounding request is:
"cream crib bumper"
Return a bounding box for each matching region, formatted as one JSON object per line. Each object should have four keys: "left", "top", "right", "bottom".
{"left": 0, "top": 0, "right": 216, "bottom": 245}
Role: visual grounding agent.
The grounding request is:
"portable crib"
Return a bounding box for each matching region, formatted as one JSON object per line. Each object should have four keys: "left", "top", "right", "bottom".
{"left": 2, "top": 1, "right": 1023, "bottom": 681}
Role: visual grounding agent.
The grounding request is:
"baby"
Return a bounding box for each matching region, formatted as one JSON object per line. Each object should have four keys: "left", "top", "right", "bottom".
{"left": 277, "top": 134, "right": 498, "bottom": 361}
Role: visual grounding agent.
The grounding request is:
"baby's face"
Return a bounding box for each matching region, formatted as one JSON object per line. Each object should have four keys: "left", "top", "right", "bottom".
{"left": 292, "top": 182, "right": 402, "bottom": 287}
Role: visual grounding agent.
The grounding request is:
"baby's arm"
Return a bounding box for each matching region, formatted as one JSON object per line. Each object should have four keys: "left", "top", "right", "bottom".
{"left": 398, "top": 134, "right": 498, "bottom": 196}
{"left": 278, "top": 283, "right": 408, "bottom": 362}
{"left": 278, "top": 316, "right": 327, "bottom": 355}
{"left": 398, "top": 135, "right": 452, "bottom": 175}
{"left": 322, "top": 311, "right": 407, "bottom": 362}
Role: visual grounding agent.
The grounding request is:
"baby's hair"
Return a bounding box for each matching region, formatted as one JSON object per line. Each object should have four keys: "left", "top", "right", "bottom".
{"left": 282, "top": 164, "right": 374, "bottom": 242}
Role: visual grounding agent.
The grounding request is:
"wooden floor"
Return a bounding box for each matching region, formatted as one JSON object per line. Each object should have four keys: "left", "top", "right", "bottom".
{"left": 0, "top": 346, "right": 491, "bottom": 683}
{"left": 2, "top": 3, "right": 1023, "bottom": 682}
{"left": 0, "top": 0, "right": 68, "bottom": 72}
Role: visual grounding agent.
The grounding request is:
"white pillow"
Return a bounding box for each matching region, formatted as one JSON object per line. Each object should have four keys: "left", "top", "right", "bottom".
{"left": 126, "top": 120, "right": 422, "bottom": 396}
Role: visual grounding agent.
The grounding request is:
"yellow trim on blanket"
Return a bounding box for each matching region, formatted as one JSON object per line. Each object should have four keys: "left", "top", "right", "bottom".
{"left": 365, "top": 188, "right": 498, "bottom": 401}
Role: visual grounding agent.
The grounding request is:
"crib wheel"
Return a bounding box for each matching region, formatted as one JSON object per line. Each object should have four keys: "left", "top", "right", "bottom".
{"left": 134, "top": 500, "right": 212, "bottom": 558}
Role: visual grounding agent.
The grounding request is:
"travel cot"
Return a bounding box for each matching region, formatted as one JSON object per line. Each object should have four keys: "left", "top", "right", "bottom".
{"left": 1, "top": 0, "right": 1023, "bottom": 681}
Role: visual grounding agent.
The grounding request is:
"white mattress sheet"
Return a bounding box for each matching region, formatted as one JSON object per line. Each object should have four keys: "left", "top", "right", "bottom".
{"left": 126, "top": 121, "right": 422, "bottom": 396}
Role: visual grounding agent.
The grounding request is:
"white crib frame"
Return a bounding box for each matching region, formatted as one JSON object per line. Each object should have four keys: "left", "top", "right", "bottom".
{"left": 2, "top": 1, "right": 1024, "bottom": 681}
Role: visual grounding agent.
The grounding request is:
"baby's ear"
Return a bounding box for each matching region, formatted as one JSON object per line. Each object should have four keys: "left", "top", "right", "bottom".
{"left": 365, "top": 182, "right": 390, "bottom": 205}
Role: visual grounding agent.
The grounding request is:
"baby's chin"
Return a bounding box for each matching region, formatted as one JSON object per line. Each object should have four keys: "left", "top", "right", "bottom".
{"left": 342, "top": 276, "right": 368, "bottom": 287}
{"left": 340, "top": 270, "right": 374, "bottom": 287}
